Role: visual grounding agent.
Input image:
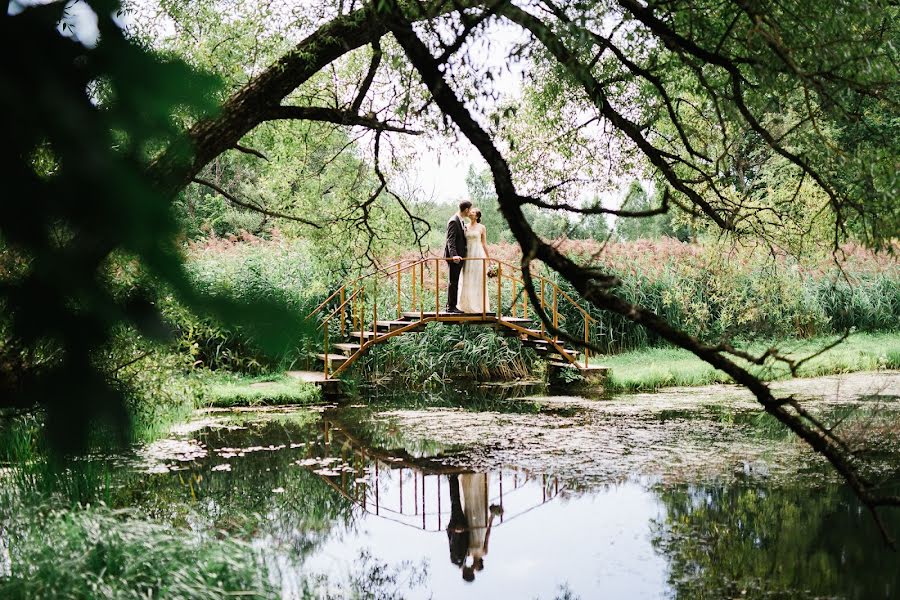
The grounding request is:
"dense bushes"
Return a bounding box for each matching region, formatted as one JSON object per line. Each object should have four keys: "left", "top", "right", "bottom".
{"left": 165, "top": 233, "right": 331, "bottom": 373}
{"left": 483, "top": 240, "right": 899, "bottom": 354}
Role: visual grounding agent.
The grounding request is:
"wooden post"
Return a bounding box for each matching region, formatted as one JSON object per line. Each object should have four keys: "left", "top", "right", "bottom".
{"left": 512, "top": 279, "right": 517, "bottom": 318}
{"left": 412, "top": 261, "right": 417, "bottom": 311}
{"left": 420, "top": 261, "right": 425, "bottom": 320}
{"left": 324, "top": 319, "right": 329, "bottom": 379}
{"left": 482, "top": 258, "right": 487, "bottom": 318}
{"left": 496, "top": 262, "right": 502, "bottom": 318}
{"left": 540, "top": 279, "right": 545, "bottom": 337}
{"left": 373, "top": 285, "right": 378, "bottom": 342}
{"left": 524, "top": 287, "right": 529, "bottom": 320}
{"left": 553, "top": 286, "right": 558, "bottom": 342}
{"left": 499, "top": 470, "right": 504, "bottom": 523}
{"left": 340, "top": 287, "right": 345, "bottom": 336}
{"left": 397, "top": 266, "right": 402, "bottom": 319}
{"left": 434, "top": 258, "right": 439, "bottom": 316}
{"left": 584, "top": 314, "right": 589, "bottom": 368}
{"left": 359, "top": 288, "right": 366, "bottom": 346}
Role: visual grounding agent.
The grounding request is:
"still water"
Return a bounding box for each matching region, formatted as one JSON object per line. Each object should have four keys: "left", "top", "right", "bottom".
{"left": 127, "top": 372, "right": 899, "bottom": 599}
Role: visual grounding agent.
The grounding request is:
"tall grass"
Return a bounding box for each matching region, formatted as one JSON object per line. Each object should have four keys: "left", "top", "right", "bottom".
{"left": 166, "top": 234, "right": 330, "bottom": 373}
{"left": 533, "top": 240, "right": 898, "bottom": 354}
{"left": 359, "top": 323, "right": 540, "bottom": 384}
{"left": 0, "top": 505, "right": 276, "bottom": 599}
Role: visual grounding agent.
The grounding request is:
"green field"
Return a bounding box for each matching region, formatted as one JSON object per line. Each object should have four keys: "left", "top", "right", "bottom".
{"left": 594, "top": 332, "right": 900, "bottom": 393}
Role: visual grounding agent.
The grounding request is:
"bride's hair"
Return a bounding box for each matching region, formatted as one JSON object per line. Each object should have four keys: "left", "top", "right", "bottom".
{"left": 472, "top": 208, "right": 482, "bottom": 223}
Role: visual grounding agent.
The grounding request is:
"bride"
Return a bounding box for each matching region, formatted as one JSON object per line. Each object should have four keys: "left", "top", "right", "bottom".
{"left": 457, "top": 208, "right": 491, "bottom": 314}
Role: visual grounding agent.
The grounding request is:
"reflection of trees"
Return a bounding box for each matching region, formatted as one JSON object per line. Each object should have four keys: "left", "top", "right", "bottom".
{"left": 652, "top": 483, "right": 900, "bottom": 599}
{"left": 106, "top": 415, "right": 358, "bottom": 558}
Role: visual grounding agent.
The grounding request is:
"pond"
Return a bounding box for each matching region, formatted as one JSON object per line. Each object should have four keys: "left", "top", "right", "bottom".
{"left": 18, "top": 372, "right": 900, "bottom": 598}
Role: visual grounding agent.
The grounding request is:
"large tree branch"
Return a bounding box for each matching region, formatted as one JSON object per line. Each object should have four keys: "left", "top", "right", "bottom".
{"left": 148, "top": 0, "right": 481, "bottom": 197}
{"left": 497, "top": 4, "right": 734, "bottom": 232}
{"left": 262, "top": 105, "right": 423, "bottom": 135}
{"left": 350, "top": 40, "right": 383, "bottom": 114}
{"left": 615, "top": 0, "right": 858, "bottom": 244}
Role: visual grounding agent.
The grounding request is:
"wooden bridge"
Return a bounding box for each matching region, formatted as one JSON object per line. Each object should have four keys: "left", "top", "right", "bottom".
{"left": 300, "top": 257, "right": 608, "bottom": 389}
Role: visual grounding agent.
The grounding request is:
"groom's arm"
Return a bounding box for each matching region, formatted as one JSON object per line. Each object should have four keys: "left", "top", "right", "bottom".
{"left": 446, "top": 219, "right": 460, "bottom": 258}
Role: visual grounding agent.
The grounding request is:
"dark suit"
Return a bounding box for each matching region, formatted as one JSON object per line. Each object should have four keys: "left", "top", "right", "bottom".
{"left": 446, "top": 475, "right": 469, "bottom": 566}
{"left": 444, "top": 215, "right": 468, "bottom": 312}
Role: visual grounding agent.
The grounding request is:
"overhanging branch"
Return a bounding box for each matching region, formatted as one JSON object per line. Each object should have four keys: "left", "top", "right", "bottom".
{"left": 192, "top": 177, "right": 322, "bottom": 228}
{"left": 380, "top": 0, "right": 898, "bottom": 545}
{"left": 262, "top": 105, "right": 424, "bottom": 135}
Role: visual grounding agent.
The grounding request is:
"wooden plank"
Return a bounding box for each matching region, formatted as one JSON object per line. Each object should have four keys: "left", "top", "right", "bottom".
{"left": 316, "top": 353, "right": 348, "bottom": 364}
{"left": 333, "top": 342, "right": 361, "bottom": 355}
{"left": 376, "top": 320, "right": 417, "bottom": 331}
{"left": 349, "top": 331, "right": 379, "bottom": 340}
{"left": 500, "top": 316, "right": 532, "bottom": 325}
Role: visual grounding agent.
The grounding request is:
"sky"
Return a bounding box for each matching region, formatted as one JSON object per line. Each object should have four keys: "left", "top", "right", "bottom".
{"left": 388, "top": 19, "right": 531, "bottom": 205}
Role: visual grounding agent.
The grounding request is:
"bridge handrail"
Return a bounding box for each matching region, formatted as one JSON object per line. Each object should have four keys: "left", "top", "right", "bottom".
{"left": 318, "top": 287, "right": 363, "bottom": 329}
{"left": 306, "top": 258, "right": 429, "bottom": 319}
{"left": 307, "top": 256, "right": 595, "bottom": 325}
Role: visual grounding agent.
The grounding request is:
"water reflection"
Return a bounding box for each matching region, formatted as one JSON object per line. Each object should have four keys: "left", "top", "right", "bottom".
{"left": 19, "top": 386, "right": 897, "bottom": 600}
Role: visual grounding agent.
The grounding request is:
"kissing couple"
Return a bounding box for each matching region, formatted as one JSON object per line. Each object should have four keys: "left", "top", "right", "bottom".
{"left": 444, "top": 200, "right": 491, "bottom": 314}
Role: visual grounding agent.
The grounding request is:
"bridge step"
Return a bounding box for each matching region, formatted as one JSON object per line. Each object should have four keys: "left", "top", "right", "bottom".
{"left": 316, "top": 353, "right": 349, "bottom": 366}
{"left": 349, "top": 331, "right": 380, "bottom": 340}
{"left": 499, "top": 317, "right": 533, "bottom": 325}
{"left": 333, "top": 342, "right": 361, "bottom": 355}
{"left": 376, "top": 319, "right": 417, "bottom": 331}
{"left": 285, "top": 370, "right": 341, "bottom": 394}
{"left": 400, "top": 311, "right": 497, "bottom": 320}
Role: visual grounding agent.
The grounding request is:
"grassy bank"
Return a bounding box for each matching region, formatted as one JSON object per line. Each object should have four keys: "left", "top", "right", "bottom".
{"left": 595, "top": 332, "right": 900, "bottom": 392}
{"left": 195, "top": 371, "right": 322, "bottom": 408}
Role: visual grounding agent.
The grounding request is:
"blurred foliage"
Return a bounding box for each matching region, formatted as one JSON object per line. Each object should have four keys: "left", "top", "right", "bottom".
{"left": 1, "top": 1, "right": 313, "bottom": 452}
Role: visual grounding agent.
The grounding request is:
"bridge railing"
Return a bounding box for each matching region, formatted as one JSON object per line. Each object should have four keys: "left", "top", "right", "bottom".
{"left": 308, "top": 257, "right": 596, "bottom": 378}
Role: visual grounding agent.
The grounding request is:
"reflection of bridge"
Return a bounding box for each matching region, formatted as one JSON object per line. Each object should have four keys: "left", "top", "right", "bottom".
{"left": 302, "top": 257, "right": 609, "bottom": 387}
{"left": 298, "top": 416, "right": 562, "bottom": 532}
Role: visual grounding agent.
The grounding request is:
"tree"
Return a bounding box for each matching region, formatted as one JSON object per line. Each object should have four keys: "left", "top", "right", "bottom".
{"left": 614, "top": 182, "right": 689, "bottom": 242}
{"left": 6, "top": 0, "right": 899, "bottom": 537}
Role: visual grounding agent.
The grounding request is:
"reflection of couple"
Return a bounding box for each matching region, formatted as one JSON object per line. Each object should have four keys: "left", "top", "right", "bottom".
{"left": 444, "top": 200, "right": 491, "bottom": 314}
{"left": 447, "top": 473, "right": 503, "bottom": 582}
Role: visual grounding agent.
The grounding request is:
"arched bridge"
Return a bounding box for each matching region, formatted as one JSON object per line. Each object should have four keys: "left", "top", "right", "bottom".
{"left": 300, "top": 257, "right": 608, "bottom": 388}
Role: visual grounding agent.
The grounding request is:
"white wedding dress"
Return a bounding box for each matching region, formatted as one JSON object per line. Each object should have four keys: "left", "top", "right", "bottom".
{"left": 457, "top": 226, "right": 491, "bottom": 314}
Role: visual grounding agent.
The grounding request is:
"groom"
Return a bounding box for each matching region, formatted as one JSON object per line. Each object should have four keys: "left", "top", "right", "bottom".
{"left": 444, "top": 200, "right": 472, "bottom": 313}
